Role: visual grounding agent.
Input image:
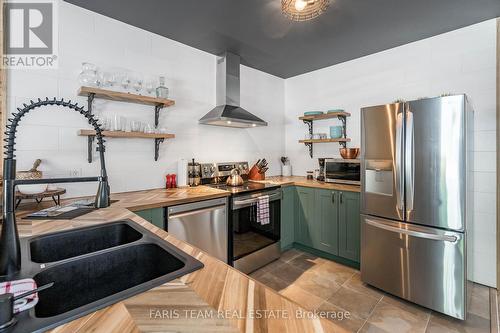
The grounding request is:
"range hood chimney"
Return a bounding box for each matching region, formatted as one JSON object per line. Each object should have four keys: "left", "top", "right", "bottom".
{"left": 199, "top": 52, "right": 268, "bottom": 128}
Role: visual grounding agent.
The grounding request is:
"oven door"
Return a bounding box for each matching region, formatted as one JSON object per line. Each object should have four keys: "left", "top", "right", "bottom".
{"left": 231, "top": 190, "right": 281, "bottom": 261}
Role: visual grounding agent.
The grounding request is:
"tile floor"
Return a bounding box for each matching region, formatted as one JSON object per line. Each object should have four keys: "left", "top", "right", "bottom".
{"left": 249, "top": 248, "right": 496, "bottom": 333}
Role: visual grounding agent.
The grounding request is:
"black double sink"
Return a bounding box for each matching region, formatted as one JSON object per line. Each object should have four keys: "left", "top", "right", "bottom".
{"left": 1, "top": 220, "right": 204, "bottom": 333}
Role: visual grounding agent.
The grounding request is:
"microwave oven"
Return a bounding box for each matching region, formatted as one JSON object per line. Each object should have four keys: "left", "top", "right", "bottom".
{"left": 324, "top": 158, "right": 360, "bottom": 185}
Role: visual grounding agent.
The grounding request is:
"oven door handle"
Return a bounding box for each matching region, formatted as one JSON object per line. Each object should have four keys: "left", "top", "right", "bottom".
{"left": 232, "top": 192, "right": 282, "bottom": 208}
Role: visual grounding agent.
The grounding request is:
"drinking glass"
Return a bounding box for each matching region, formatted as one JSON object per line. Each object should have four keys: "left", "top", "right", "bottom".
{"left": 145, "top": 79, "right": 155, "bottom": 96}
{"left": 100, "top": 71, "right": 116, "bottom": 88}
{"left": 130, "top": 120, "right": 140, "bottom": 132}
{"left": 131, "top": 73, "right": 144, "bottom": 93}
{"left": 144, "top": 123, "right": 154, "bottom": 134}
{"left": 112, "top": 114, "right": 122, "bottom": 131}
{"left": 120, "top": 116, "right": 127, "bottom": 131}
{"left": 119, "top": 71, "right": 131, "bottom": 91}
{"left": 100, "top": 117, "right": 111, "bottom": 131}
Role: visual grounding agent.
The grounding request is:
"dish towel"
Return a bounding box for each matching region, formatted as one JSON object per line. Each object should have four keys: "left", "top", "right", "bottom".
{"left": 257, "top": 195, "right": 270, "bottom": 225}
{"left": 0, "top": 278, "right": 39, "bottom": 314}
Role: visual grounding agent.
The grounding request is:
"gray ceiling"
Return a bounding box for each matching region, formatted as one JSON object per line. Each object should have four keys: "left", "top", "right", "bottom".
{"left": 65, "top": 0, "right": 500, "bottom": 78}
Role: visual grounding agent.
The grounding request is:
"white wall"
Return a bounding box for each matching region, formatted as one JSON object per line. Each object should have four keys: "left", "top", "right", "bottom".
{"left": 284, "top": 19, "right": 497, "bottom": 287}
{"left": 7, "top": 1, "right": 285, "bottom": 197}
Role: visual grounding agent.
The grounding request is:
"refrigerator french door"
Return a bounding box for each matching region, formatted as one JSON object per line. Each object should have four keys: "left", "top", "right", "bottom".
{"left": 360, "top": 95, "right": 473, "bottom": 320}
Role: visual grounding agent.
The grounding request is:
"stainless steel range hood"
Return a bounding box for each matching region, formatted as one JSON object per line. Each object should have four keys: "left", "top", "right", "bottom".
{"left": 199, "top": 52, "right": 268, "bottom": 128}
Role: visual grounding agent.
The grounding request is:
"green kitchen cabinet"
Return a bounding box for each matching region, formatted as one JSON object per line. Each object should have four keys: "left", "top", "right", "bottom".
{"left": 338, "top": 191, "right": 361, "bottom": 262}
{"left": 314, "top": 189, "right": 339, "bottom": 255}
{"left": 135, "top": 207, "right": 165, "bottom": 229}
{"left": 295, "top": 186, "right": 315, "bottom": 247}
{"left": 293, "top": 186, "right": 360, "bottom": 264}
{"left": 281, "top": 186, "right": 296, "bottom": 250}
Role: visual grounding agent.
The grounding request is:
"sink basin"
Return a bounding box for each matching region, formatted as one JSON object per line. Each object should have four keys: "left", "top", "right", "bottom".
{"left": 34, "top": 243, "right": 184, "bottom": 317}
{"left": 7, "top": 220, "right": 204, "bottom": 333}
{"left": 29, "top": 222, "right": 142, "bottom": 263}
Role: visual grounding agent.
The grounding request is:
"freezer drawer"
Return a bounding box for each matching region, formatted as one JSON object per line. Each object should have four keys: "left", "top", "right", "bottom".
{"left": 361, "top": 215, "right": 466, "bottom": 319}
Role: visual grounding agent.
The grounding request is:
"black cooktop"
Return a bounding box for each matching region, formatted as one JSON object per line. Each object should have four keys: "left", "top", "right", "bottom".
{"left": 207, "top": 181, "right": 280, "bottom": 195}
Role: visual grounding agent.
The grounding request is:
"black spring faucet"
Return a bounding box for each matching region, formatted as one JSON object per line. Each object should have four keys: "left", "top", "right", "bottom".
{"left": 0, "top": 98, "right": 110, "bottom": 277}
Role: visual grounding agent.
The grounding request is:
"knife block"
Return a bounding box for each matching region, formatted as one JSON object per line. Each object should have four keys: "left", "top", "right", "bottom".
{"left": 248, "top": 165, "right": 265, "bottom": 181}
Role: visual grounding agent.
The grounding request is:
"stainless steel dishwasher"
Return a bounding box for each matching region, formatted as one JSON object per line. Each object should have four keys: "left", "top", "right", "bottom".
{"left": 166, "top": 197, "right": 228, "bottom": 263}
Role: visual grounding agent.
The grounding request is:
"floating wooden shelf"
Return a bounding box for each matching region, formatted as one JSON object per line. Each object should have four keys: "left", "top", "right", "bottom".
{"left": 78, "top": 130, "right": 175, "bottom": 162}
{"left": 299, "top": 111, "right": 351, "bottom": 158}
{"left": 78, "top": 130, "right": 175, "bottom": 139}
{"left": 77, "top": 87, "right": 176, "bottom": 163}
{"left": 78, "top": 87, "right": 175, "bottom": 107}
{"left": 299, "top": 138, "right": 351, "bottom": 144}
{"left": 298, "top": 111, "right": 351, "bottom": 121}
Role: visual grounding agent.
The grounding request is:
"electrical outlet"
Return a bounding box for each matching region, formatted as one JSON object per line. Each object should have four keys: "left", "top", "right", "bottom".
{"left": 69, "top": 169, "right": 81, "bottom": 177}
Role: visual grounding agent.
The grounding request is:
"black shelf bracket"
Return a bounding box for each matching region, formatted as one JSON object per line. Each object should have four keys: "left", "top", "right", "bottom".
{"left": 337, "top": 115, "right": 348, "bottom": 149}
{"left": 301, "top": 114, "right": 349, "bottom": 158}
{"left": 155, "top": 138, "right": 164, "bottom": 161}
{"left": 304, "top": 142, "right": 313, "bottom": 158}
{"left": 87, "top": 93, "right": 95, "bottom": 115}
{"left": 302, "top": 119, "right": 314, "bottom": 158}
{"left": 87, "top": 136, "right": 95, "bottom": 163}
{"left": 303, "top": 119, "right": 313, "bottom": 138}
{"left": 83, "top": 92, "right": 168, "bottom": 163}
{"left": 154, "top": 105, "right": 163, "bottom": 127}
{"left": 86, "top": 135, "right": 105, "bottom": 163}
{"left": 337, "top": 115, "right": 347, "bottom": 138}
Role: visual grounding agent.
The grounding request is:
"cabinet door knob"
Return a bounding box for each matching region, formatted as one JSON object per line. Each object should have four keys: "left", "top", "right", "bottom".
{"left": 340, "top": 192, "right": 343, "bottom": 204}
{"left": 332, "top": 192, "right": 336, "bottom": 204}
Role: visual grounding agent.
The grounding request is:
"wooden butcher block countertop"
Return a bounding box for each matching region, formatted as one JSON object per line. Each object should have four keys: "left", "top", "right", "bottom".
{"left": 13, "top": 185, "right": 347, "bottom": 333}
{"left": 252, "top": 176, "right": 360, "bottom": 193}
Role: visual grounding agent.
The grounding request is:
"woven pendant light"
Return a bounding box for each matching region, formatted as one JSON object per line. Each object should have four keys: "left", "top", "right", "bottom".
{"left": 281, "top": 0, "right": 330, "bottom": 21}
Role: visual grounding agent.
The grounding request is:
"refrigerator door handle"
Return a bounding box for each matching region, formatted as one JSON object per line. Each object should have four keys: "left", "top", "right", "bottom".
{"left": 405, "top": 109, "right": 415, "bottom": 213}
{"left": 365, "top": 219, "right": 458, "bottom": 243}
{"left": 395, "top": 112, "right": 404, "bottom": 212}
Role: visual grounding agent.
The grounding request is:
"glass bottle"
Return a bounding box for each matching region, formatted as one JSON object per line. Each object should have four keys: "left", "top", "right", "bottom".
{"left": 156, "top": 76, "right": 169, "bottom": 98}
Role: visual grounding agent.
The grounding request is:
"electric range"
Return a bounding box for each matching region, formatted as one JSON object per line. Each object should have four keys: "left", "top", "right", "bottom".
{"left": 200, "top": 162, "right": 282, "bottom": 274}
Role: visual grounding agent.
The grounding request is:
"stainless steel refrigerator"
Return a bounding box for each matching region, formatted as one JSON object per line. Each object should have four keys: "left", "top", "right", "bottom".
{"left": 360, "top": 95, "right": 473, "bottom": 320}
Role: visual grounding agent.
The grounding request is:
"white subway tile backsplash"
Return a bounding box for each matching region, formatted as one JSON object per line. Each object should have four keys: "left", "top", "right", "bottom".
{"left": 16, "top": 125, "right": 60, "bottom": 151}
{"left": 8, "top": 71, "right": 59, "bottom": 100}
{"left": 471, "top": 229, "right": 496, "bottom": 255}
{"left": 469, "top": 250, "right": 496, "bottom": 287}
{"left": 473, "top": 131, "right": 497, "bottom": 152}
{"left": 473, "top": 212, "right": 496, "bottom": 234}
{"left": 474, "top": 107, "right": 497, "bottom": 132}
{"left": 472, "top": 152, "right": 496, "bottom": 172}
{"left": 473, "top": 192, "right": 497, "bottom": 215}
{"left": 472, "top": 172, "right": 497, "bottom": 193}
{"left": 460, "top": 47, "right": 496, "bottom": 74}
